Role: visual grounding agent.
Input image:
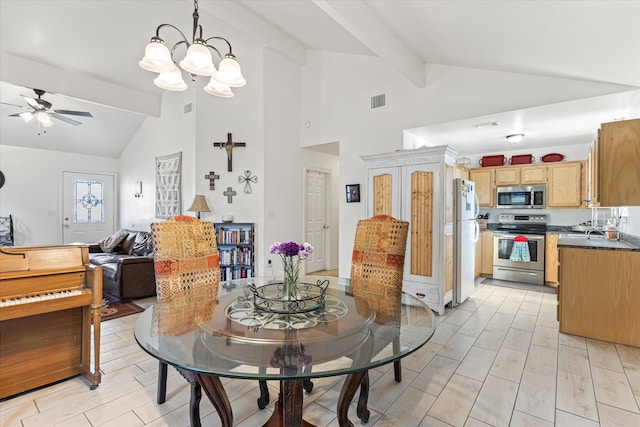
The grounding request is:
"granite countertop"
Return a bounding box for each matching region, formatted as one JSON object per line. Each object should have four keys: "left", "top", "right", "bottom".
{"left": 557, "top": 233, "right": 640, "bottom": 251}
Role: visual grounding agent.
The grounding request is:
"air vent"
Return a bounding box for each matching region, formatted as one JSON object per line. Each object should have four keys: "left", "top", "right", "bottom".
{"left": 370, "top": 93, "right": 386, "bottom": 110}
{"left": 184, "top": 103, "right": 193, "bottom": 114}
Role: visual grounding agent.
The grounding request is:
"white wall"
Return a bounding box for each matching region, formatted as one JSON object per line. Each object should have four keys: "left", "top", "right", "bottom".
{"left": 118, "top": 87, "right": 197, "bottom": 232}
{"left": 299, "top": 51, "right": 639, "bottom": 278}
{"left": 0, "top": 145, "right": 118, "bottom": 245}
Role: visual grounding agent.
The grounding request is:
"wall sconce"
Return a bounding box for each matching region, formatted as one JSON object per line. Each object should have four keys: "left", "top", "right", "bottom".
{"left": 187, "top": 195, "right": 212, "bottom": 219}
{"left": 134, "top": 180, "right": 143, "bottom": 198}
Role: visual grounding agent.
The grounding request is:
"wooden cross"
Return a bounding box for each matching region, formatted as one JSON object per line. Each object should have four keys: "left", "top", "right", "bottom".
{"left": 204, "top": 171, "right": 220, "bottom": 190}
{"left": 213, "top": 133, "right": 246, "bottom": 172}
{"left": 223, "top": 187, "right": 237, "bottom": 204}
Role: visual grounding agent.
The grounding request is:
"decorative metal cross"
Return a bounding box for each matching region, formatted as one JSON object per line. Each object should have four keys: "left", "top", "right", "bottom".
{"left": 204, "top": 171, "right": 220, "bottom": 190}
{"left": 223, "top": 187, "right": 237, "bottom": 204}
{"left": 238, "top": 170, "right": 258, "bottom": 194}
{"left": 213, "top": 133, "right": 246, "bottom": 172}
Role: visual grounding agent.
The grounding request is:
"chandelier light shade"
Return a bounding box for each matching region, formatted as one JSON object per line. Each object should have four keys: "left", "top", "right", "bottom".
{"left": 154, "top": 67, "right": 188, "bottom": 91}
{"left": 139, "top": 0, "right": 246, "bottom": 97}
{"left": 506, "top": 133, "right": 525, "bottom": 144}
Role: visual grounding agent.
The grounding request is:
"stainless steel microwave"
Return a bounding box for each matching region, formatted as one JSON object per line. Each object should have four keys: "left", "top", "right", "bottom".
{"left": 496, "top": 186, "right": 545, "bottom": 209}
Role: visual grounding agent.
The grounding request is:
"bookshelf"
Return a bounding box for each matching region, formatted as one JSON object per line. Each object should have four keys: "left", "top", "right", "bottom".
{"left": 214, "top": 222, "right": 255, "bottom": 281}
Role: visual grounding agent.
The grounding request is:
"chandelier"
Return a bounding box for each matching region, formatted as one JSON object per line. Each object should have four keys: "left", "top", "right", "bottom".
{"left": 138, "top": 0, "right": 246, "bottom": 98}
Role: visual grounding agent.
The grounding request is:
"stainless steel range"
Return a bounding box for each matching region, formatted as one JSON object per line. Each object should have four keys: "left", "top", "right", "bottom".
{"left": 493, "top": 213, "right": 547, "bottom": 285}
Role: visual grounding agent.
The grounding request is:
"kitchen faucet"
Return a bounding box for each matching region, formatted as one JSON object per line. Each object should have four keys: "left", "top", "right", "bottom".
{"left": 586, "top": 228, "right": 606, "bottom": 239}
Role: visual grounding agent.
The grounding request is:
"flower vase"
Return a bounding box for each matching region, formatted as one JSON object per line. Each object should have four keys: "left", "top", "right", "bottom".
{"left": 282, "top": 256, "right": 301, "bottom": 301}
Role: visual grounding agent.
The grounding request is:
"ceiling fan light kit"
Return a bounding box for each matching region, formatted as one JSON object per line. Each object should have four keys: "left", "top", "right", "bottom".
{"left": 2, "top": 88, "right": 93, "bottom": 129}
{"left": 139, "top": 0, "right": 246, "bottom": 97}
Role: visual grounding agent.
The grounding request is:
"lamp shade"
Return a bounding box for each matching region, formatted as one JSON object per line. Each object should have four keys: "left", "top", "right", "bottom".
{"left": 187, "top": 195, "right": 212, "bottom": 213}
{"left": 154, "top": 67, "right": 188, "bottom": 91}
{"left": 139, "top": 40, "right": 174, "bottom": 73}
{"left": 179, "top": 43, "right": 217, "bottom": 76}
{"left": 204, "top": 75, "right": 234, "bottom": 98}
{"left": 213, "top": 56, "right": 246, "bottom": 87}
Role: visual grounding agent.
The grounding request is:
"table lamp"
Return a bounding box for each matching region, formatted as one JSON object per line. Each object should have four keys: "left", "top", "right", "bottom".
{"left": 187, "top": 195, "right": 211, "bottom": 219}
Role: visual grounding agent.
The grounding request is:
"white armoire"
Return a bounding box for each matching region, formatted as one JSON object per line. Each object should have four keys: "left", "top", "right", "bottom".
{"left": 361, "top": 146, "right": 457, "bottom": 315}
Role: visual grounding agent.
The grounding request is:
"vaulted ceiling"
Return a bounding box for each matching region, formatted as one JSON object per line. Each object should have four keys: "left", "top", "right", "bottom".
{"left": 1, "top": 0, "right": 639, "bottom": 157}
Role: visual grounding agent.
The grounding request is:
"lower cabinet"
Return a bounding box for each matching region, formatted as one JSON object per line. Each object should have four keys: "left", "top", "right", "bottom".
{"left": 544, "top": 233, "right": 559, "bottom": 285}
{"left": 475, "top": 230, "right": 494, "bottom": 277}
{"left": 558, "top": 247, "right": 640, "bottom": 347}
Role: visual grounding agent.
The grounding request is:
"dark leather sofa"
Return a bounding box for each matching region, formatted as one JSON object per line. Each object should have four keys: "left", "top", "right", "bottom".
{"left": 89, "top": 230, "right": 156, "bottom": 301}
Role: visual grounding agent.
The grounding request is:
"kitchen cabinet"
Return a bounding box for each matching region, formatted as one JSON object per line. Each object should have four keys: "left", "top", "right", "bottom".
{"left": 455, "top": 164, "right": 469, "bottom": 180}
{"left": 588, "top": 130, "right": 600, "bottom": 206}
{"left": 544, "top": 233, "right": 559, "bottom": 285}
{"left": 470, "top": 161, "right": 584, "bottom": 208}
{"left": 558, "top": 247, "right": 640, "bottom": 347}
{"left": 469, "top": 168, "right": 494, "bottom": 208}
{"left": 362, "top": 146, "right": 457, "bottom": 315}
{"left": 547, "top": 161, "right": 583, "bottom": 207}
{"left": 596, "top": 118, "right": 640, "bottom": 206}
{"left": 474, "top": 230, "right": 494, "bottom": 277}
{"left": 520, "top": 165, "right": 548, "bottom": 184}
{"left": 494, "top": 167, "right": 520, "bottom": 185}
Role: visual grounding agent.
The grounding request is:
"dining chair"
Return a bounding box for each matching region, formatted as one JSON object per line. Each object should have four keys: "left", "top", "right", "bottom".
{"left": 349, "top": 214, "right": 409, "bottom": 421}
{"left": 151, "top": 216, "right": 270, "bottom": 425}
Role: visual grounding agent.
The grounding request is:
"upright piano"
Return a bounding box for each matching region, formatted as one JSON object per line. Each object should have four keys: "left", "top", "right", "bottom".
{"left": 0, "top": 244, "right": 102, "bottom": 399}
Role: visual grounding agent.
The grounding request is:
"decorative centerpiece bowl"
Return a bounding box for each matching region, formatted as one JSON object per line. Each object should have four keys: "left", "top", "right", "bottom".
{"left": 247, "top": 280, "right": 329, "bottom": 314}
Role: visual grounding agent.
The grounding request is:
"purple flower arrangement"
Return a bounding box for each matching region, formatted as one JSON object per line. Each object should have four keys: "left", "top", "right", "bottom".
{"left": 270, "top": 241, "right": 314, "bottom": 300}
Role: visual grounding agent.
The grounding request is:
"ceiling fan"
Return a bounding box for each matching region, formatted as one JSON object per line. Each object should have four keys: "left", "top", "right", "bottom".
{"left": 0, "top": 88, "right": 93, "bottom": 127}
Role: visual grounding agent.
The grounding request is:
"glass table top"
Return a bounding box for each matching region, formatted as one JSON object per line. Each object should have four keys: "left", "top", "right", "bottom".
{"left": 134, "top": 276, "right": 436, "bottom": 381}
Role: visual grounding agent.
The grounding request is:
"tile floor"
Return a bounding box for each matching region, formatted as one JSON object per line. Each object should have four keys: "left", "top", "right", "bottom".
{"left": 2, "top": 282, "right": 639, "bottom": 427}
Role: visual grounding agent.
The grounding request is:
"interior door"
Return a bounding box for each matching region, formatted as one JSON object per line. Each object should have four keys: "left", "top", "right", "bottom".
{"left": 305, "top": 169, "right": 327, "bottom": 273}
{"left": 62, "top": 171, "right": 115, "bottom": 244}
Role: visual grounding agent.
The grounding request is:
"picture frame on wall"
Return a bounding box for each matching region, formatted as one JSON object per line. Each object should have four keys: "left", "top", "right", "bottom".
{"left": 346, "top": 184, "right": 360, "bottom": 203}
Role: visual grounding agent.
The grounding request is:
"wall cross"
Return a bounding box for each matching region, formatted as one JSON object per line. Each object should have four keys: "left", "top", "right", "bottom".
{"left": 223, "top": 187, "right": 237, "bottom": 204}
{"left": 204, "top": 171, "right": 220, "bottom": 190}
{"left": 213, "top": 133, "right": 246, "bottom": 172}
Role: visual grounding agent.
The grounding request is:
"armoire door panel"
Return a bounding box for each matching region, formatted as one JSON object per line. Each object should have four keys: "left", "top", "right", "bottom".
{"left": 410, "top": 171, "right": 433, "bottom": 277}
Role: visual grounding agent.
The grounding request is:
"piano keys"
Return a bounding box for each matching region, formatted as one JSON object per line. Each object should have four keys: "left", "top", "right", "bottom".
{"left": 0, "top": 244, "right": 102, "bottom": 399}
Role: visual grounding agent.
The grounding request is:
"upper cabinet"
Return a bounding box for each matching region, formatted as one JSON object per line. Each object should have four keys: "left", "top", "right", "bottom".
{"left": 520, "top": 165, "right": 548, "bottom": 184}
{"left": 470, "top": 161, "right": 584, "bottom": 208}
{"left": 592, "top": 118, "right": 640, "bottom": 206}
{"left": 547, "top": 162, "right": 583, "bottom": 208}
{"left": 494, "top": 167, "right": 520, "bottom": 186}
{"left": 469, "top": 168, "right": 495, "bottom": 207}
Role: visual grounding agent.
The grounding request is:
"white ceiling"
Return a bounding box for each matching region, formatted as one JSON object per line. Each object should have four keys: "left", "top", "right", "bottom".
{"left": 1, "top": 0, "right": 639, "bottom": 158}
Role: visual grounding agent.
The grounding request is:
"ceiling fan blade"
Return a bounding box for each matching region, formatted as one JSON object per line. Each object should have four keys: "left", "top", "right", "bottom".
{"left": 54, "top": 109, "right": 93, "bottom": 117}
{"left": 49, "top": 113, "right": 82, "bottom": 126}
{"left": 8, "top": 112, "right": 27, "bottom": 117}
{"left": 22, "top": 95, "right": 42, "bottom": 109}
{"left": 0, "top": 101, "right": 29, "bottom": 109}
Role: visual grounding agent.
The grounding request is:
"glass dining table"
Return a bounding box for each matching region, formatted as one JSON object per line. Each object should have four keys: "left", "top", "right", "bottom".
{"left": 134, "top": 276, "right": 436, "bottom": 427}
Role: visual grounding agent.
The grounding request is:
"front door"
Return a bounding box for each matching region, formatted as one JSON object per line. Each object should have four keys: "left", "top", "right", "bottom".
{"left": 62, "top": 171, "right": 116, "bottom": 244}
{"left": 305, "top": 169, "right": 327, "bottom": 273}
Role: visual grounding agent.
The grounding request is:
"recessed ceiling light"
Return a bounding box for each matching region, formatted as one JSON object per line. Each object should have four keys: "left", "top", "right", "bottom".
{"left": 472, "top": 121, "right": 499, "bottom": 128}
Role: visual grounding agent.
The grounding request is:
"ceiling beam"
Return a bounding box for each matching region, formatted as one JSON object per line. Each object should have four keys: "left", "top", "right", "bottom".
{"left": 0, "top": 53, "right": 160, "bottom": 117}
{"left": 312, "top": 0, "right": 425, "bottom": 88}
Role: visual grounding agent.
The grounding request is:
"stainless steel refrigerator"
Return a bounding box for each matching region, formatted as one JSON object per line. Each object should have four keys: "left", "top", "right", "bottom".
{"left": 453, "top": 178, "right": 480, "bottom": 306}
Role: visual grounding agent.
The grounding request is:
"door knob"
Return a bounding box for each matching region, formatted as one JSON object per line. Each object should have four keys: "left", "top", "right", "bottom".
{"left": 323, "top": 224, "right": 329, "bottom": 229}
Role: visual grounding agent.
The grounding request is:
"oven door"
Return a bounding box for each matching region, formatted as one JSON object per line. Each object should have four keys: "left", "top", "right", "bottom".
{"left": 493, "top": 232, "right": 545, "bottom": 271}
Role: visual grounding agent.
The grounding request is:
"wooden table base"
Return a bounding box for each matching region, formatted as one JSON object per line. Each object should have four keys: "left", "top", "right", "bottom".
{"left": 195, "top": 373, "right": 370, "bottom": 427}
